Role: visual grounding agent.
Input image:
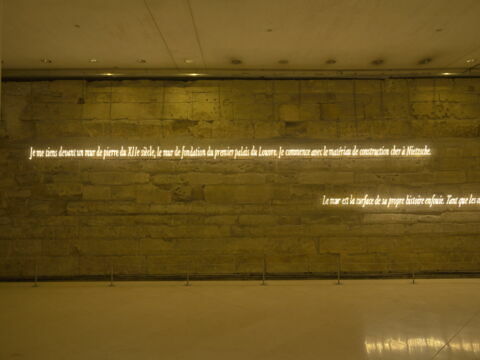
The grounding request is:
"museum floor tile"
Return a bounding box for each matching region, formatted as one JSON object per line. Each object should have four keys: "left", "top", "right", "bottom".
{"left": 1, "top": 279, "right": 479, "bottom": 360}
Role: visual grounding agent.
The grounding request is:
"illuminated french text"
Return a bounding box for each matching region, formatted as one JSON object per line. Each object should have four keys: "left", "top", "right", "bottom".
{"left": 28, "top": 144, "right": 432, "bottom": 160}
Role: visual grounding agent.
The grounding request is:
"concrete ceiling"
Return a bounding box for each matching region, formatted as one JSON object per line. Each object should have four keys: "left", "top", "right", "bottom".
{"left": 2, "top": 0, "right": 480, "bottom": 77}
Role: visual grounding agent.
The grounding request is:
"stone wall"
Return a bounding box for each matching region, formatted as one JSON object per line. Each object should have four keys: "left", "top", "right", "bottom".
{"left": 1, "top": 78, "right": 480, "bottom": 279}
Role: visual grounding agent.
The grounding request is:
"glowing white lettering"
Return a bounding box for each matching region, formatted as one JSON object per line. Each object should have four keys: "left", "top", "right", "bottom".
{"left": 27, "top": 144, "right": 432, "bottom": 160}
{"left": 321, "top": 194, "right": 480, "bottom": 208}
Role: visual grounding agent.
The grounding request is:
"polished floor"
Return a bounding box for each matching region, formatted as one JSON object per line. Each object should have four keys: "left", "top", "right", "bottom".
{"left": 0, "top": 279, "right": 479, "bottom": 359}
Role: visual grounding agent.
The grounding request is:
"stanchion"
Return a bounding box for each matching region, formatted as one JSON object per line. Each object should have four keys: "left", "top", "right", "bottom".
{"left": 261, "top": 254, "right": 267, "bottom": 286}
{"left": 33, "top": 259, "right": 38, "bottom": 287}
{"left": 411, "top": 264, "right": 416, "bottom": 285}
{"left": 185, "top": 265, "right": 191, "bottom": 286}
{"left": 336, "top": 254, "right": 341, "bottom": 285}
{"left": 109, "top": 263, "right": 114, "bottom": 287}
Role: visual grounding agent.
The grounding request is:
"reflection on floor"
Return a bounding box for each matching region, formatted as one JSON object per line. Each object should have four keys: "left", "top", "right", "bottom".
{"left": 0, "top": 279, "right": 479, "bottom": 360}
{"left": 365, "top": 336, "right": 480, "bottom": 358}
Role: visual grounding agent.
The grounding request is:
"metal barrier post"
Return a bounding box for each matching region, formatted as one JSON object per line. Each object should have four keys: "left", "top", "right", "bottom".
{"left": 185, "top": 265, "right": 190, "bottom": 286}
{"left": 109, "top": 263, "right": 114, "bottom": 287}
{"left": 261, "top": 254, "right": 267, "bottom": 286}
{"left": 411, "top": 263, "right": 415, "bottom": 285}
{"left": 33, "top": 259, "right": 38, "bottom": 287}
{"left": 336, "top": 254, "right": 341, "bottom": 285}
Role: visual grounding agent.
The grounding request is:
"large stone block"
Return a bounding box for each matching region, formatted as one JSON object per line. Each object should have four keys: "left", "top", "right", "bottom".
{"left": 83, "top": 103, "right": 110, "bottom": 120}
{"left": 238, "top": 215, "right": 278, "bottom": 225}
{"left": 30, "top": 103, "right": 84, "bottom": 121}
{"left": 85, "top": 81, "right": 112, "bottom": 103}
{"left": 225, "top": 173, "right": 266, "bottom": 184}
{"left": 254, "top": 121, "right": 284, "bottom": 138}
{"left": 135, "top": 184, "right": 171, "bottom": 204}
{"left": 12, "top": 239, "right": 42, "bottom": 255}
{"left": 83, "top": 185, "right": 111, "bottom": 200}
{"left": 75, "top": 238, "right": 139, "bottom": 256}
{"left": 205, "top": 215, "right": 237, "bottom": 225}
{"left": 35, "top": 119, "right": 85, "bottom": 138}
{"left": 350, "top": 224, "right": 406, "bottom": 236}
{"left": 163, "top": 83, "right": 192, "bottom": 103}
{"left": 182, "top": 173, "right": 224, "bottom": 185}
{"left": 234, "top": 102, "right": 273, "bottom": 121}
{"left": 433, "top": 171, "right": 466, "bottom": 184}
{"left": 42, "top": 239, "right": 72, "bottom": 256}
{"left": 138, "top": 238, "right": 173, "bottom": 255}
{"left": 306, "top": 120, "right": 337, "bottom": 139}
{"left": 0, "top": 240, "right": 11, "bottom": 256}
{"left": 111, "top": 102, "right": 163, "bottom": 120}
{"left": 3, "top": 81, "right": 31, "bottom": 96}
{"left": 111, "top": 80, "right": 164, "bottom": 103}
{"left": 204, "top": 185, "right": 273, "bottom": 204}
{"left": 297, "top": 171, "right": 354, "bottom": 184}
{"left": 86, "top": 172, "right": 150, "bottom": 185}
{"left": 192, "top": 102, "right": 220, "bottom": 121}
{"left": 45, "top": 183, "right": 82, "bottom": 197}
{"left": 2, "top": 93, "right": 35, "bottom": 139}
{"left": 162, "top": 102, "right": 192, "bottom": 120}
{"left": 277, "top": 104, "right": 300, "bottom": 122}
{"left": 37, "top": 256, "right": 79, "bottom": 277}
{"left": 31, "top": 80, "right": 84, "bottom": 103}
{"left": 108, "top": 256, "right": 146, "bottom": 275}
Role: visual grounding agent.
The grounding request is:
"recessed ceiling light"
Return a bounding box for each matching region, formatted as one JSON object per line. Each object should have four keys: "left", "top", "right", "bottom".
{"left": 442, "top": 72, "right": 454, "bottom": 76}
{"left": 231, "top": 59, "right": 243, "bottom": 65}
{"left": 326, "top": 59, "right": 336, "bottom": 65}
{"left": 103, "top": 73, "right": 114, "bottom": 76}
{"left": 137, "top": 59, "right": 147, "bottom": 63}
{"left": 89, "top": 58, "right": 98, "bottom": 63}
{"left": 278, "top": 59, "right": 289, "bottom": 65}
{"left": 40, "top": 58, "right": 52, "bottom": 64}
{"left": 371, "top": 59, "right": 384, "bottom": 66}
{"left": 188, "top": 73, "right": 203, "bottom": 76}
{"left": 184, "top": 59, "right": 194, "bottom": 64}
{"left": 466, "top": 58, "right": 476, "bottom": 63}
{"left": 418, "top": 57, "right": 433, "bottom": 65}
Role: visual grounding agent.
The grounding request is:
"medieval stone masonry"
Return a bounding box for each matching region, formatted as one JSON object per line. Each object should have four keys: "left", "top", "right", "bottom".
{"left": 1, "top": 78, "right": 479, "bottom": 278}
